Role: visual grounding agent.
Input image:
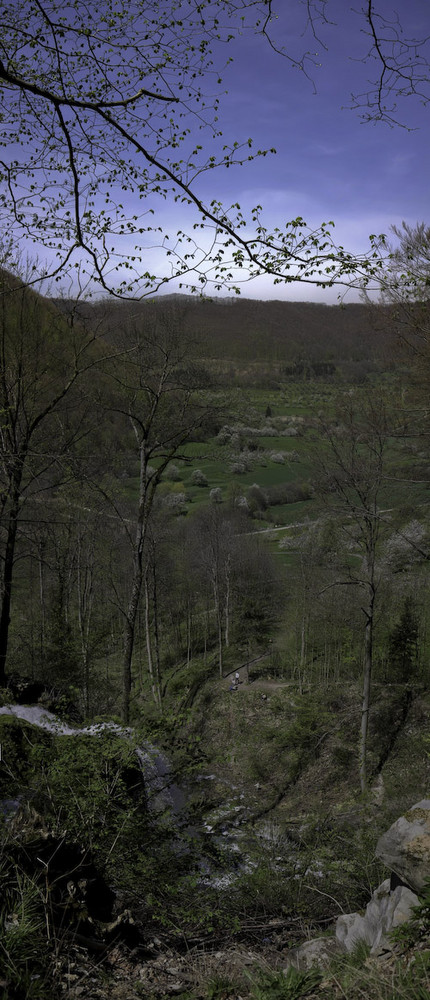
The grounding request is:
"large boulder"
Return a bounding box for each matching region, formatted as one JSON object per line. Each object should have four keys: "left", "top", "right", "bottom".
{"left": 285, "top": 879, "right": 420, "bottom": 970}
{"left": 375, "top": 799, "right": 430, "bottom": 893}
{"left": 335, "top": 879, "right": 419, "bottom": 954}
{"left": 283, "top": 798, "right": 430, "bottom": 970}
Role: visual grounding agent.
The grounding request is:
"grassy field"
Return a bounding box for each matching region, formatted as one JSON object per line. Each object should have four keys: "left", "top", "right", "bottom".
{"left": 127, "top": 376, "right": 430, "bottom": 552}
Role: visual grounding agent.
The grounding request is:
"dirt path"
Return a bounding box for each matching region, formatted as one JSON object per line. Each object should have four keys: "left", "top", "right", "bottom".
{"left": 224, "top": 664, "right": 293, "bottom": 693}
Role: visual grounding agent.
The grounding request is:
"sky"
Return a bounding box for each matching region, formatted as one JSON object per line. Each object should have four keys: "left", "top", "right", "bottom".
{"left": 3, "top": 1, "right": 429, "bottom": 303}
{"left": 166, "top": 0, "right": 430, "bottom": 302}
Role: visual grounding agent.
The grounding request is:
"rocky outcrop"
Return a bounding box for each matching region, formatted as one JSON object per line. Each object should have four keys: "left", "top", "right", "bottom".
{"left": 335, "top": 879, "right": 419, "bottom": 954}
{"left": 375, "top": 799, "right": 430, "bottom": 893}
{"left": 285, "top": 800, "right": 430, "bottom": 971}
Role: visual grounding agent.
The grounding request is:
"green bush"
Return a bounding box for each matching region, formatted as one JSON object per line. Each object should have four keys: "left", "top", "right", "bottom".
{"left": 248, "top": 966, "right": 321, "bottom": 1000}
{"left": 0, "top": 863, "right": 53, "bottom": 1000}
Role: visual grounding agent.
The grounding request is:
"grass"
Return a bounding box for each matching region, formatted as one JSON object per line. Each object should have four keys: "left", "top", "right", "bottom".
{"left": 247, "top": 967, "right": 322, "bottom": 1000}
{"left": 110, "top": 375, "right": 430, "bottom": 573}
{"left": 158, "top": 376, "right": 429, "bottom": 533}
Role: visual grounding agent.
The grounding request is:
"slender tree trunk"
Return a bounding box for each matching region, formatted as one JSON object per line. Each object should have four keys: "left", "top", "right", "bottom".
{"left": 186, "top": 602, "right": 192, "bottom": 665}
{"left": 299, "top": 615, "right": 307, "bottom": 695}
{"left": 122, "top": 539, "right": 144, "bottom": 724}
{"left": 224, "top": 555, "right": 231, "bottom": 648}
{"left": 0, "top": 487, "right": 21, "bottom": 687}
{"left": 122, "top": 435, "right": 148, "bottom": 725}
{"left": 213, "top": 576, "right": 223, "bottom": 677}
{"left": 359, "top": 583, "right": 375, "bottom": 793}
{"left": 204, "top": 593, "right": 210, "bottom": 662}
{"left": 151, "top": 562, "right": 162, "bottom": 708}
{"left": 38, "top": 537, "right": 46, "bottom": 667}
{"left": 77, "top": 547, "right": 94, "bottom": 719}
{"left": 144, "top": 570, "right": 158, "bottom": 705}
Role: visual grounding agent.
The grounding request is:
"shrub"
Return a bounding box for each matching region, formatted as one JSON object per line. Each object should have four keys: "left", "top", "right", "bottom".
{"left": 230, "top": 452, "right": 254, "bottom": 474}
{"left": 248, "top": 967, "right": 322, "bottom": 1000}
{"left": 247, "top": 483, "right": 268, "bottom": 512}
{"left": 163, "top": 491, "right": 187, "bottom": 514}
{"left": 230, "top": 432, "right": 242, "bottom": 451}
{"left": 265, "top": 482, "right": 312, "bottom": 506}
{"left": 216, "top": 426, "right": 231, "bottom": 445}
{"left": 0, "top": 863, "right": 52, "bottom": 999}
{"left": 383, "top": 520, "right": 428, "bottom": 571}
{"left": 191, "top": 469, "right": 208, "bottom": 487}
{"left": 165, "top": 463, "right": 181, "bottom": 481}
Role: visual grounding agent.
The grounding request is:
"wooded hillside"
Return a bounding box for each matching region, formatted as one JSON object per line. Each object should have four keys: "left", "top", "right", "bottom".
{"left": 57, "top": 295, "right": 397, "bottom": 379}
{"left": 2, "top": 277, "right": 430, "bottom": 1000}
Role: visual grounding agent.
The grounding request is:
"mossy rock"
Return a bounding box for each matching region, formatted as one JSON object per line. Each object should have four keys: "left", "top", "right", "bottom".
{"left": 0, "top": 716, "right": 52, "bottom": 798}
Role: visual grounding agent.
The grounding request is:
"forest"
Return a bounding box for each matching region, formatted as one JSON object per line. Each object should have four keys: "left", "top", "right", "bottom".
{"left": 1, "top": 263, "right": 430, "bottom": 999}
{"left": 1, "top": 1, "right": 430, "bottom": 994}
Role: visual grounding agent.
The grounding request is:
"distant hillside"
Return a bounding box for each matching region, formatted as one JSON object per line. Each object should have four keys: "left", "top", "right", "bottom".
{"left": 53, "top": 295, "right": 397, "bottom": 379}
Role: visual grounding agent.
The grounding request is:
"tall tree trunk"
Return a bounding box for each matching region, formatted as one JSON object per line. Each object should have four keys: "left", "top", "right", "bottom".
{"left": 122, "top": 434, "right": 148, "bottom": 725}
{"left": 38, "top": 536, "right": 46, "bottom": 667}
{"left": 76, "top": 534, "right": 94, "bottom": 719}
{"left": 186, "top": 604, "right": 192, "bottom": 665}
{"left": 217, "top": 608, "right": 223, "bottom": 677}
{"left": 152, "top": 563, "right": 162, "bottom": 710}
{"left": 144, "top": 569, "right": 158, "bottom": 706}
{"left": 299, "top": 615, "right": 306, "bottom": 695}
{"left": 359, "top": 583, "right": 375, "bottom": 792}
{"left": 212, "top": 575, "right": 223, "bottom": 678}
{"left": 0, "top": 480, "right": 21, "bottom": 687}
{"left": 122, "top": 535, "right": 144, "bottom": 724}
{"left": 224, "top": 554, "right": 231, "bottom": 648}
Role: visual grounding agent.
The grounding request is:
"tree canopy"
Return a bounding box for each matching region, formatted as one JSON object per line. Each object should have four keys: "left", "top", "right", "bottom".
{"left": 2, "top": 1, "right": 428, "bottom": 297}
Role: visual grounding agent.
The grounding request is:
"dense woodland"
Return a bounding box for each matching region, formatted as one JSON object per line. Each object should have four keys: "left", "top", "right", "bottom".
{"left": 2, "top": 2, "right": 430, "bottom": 996}
{"left": 0, "top": 275, "right": 417, "bottom": 717}
{"left": 2, "top": 269, "right": 430, "bottom": 998}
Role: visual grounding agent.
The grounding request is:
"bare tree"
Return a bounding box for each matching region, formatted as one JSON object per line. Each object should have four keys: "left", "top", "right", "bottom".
{"left": 372, "top": 222, "right": 430, "bottom": 424}
{"left": 306, "top": 2, "right": 430, "bottom": 128}
{"left": 100, "top": 309, "right": 215, "bottom": 723}
{"left": 0, "top": 273, "right": 93, "bottom": 686}
{"left": 378, "top": 222, "right": 430, "bottom": 347}
{"left": 316, "top": 392, "right": 393, "bottom": 791}
{"left": 192, "top": 505, "right": 236, "bottom": 678}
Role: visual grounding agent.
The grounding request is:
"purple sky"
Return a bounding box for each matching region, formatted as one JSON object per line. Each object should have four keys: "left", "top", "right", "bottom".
{"left": 174, "top": 0, "right": 430, "bottom": 301}
{"left": 5, "top": 1, "right": 429, "bottom": 302}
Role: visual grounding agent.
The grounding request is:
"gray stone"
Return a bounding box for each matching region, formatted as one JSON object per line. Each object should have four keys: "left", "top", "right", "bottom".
{"left": 282, "top": 802, "right": 427, "bottom": 971}
{"left": 335, "top": 878, "right": 419, "bottom": 955}
{"left": 374, "top": 885, "right": 420, "bottom": 952}
{"left": 375, "top": 800, "right": 430, "bottom": 893}
{"left": 284, "top": 936, "right": 342, "bottom": 971}
{"left": 336, "top": 909, "right": 370, "bottom": 952}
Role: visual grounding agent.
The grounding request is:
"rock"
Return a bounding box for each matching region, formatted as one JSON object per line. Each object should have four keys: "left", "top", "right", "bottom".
{"left": 375, "top": 799, "right": 430, "bottom": 893}
{"left": 336, "top": 910, "right": 369, "bottom": 952}
{"left": 283, "top": 802, "right": 430, "bottom": 971}
{"left": 378, "top": 885, "right": 419, "bottom": 953}
{"left": 335, "top": 879, "right": 419, "bottom": 954}
{"left": 284, "top": 936, "right": 342, "bottom": 971}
